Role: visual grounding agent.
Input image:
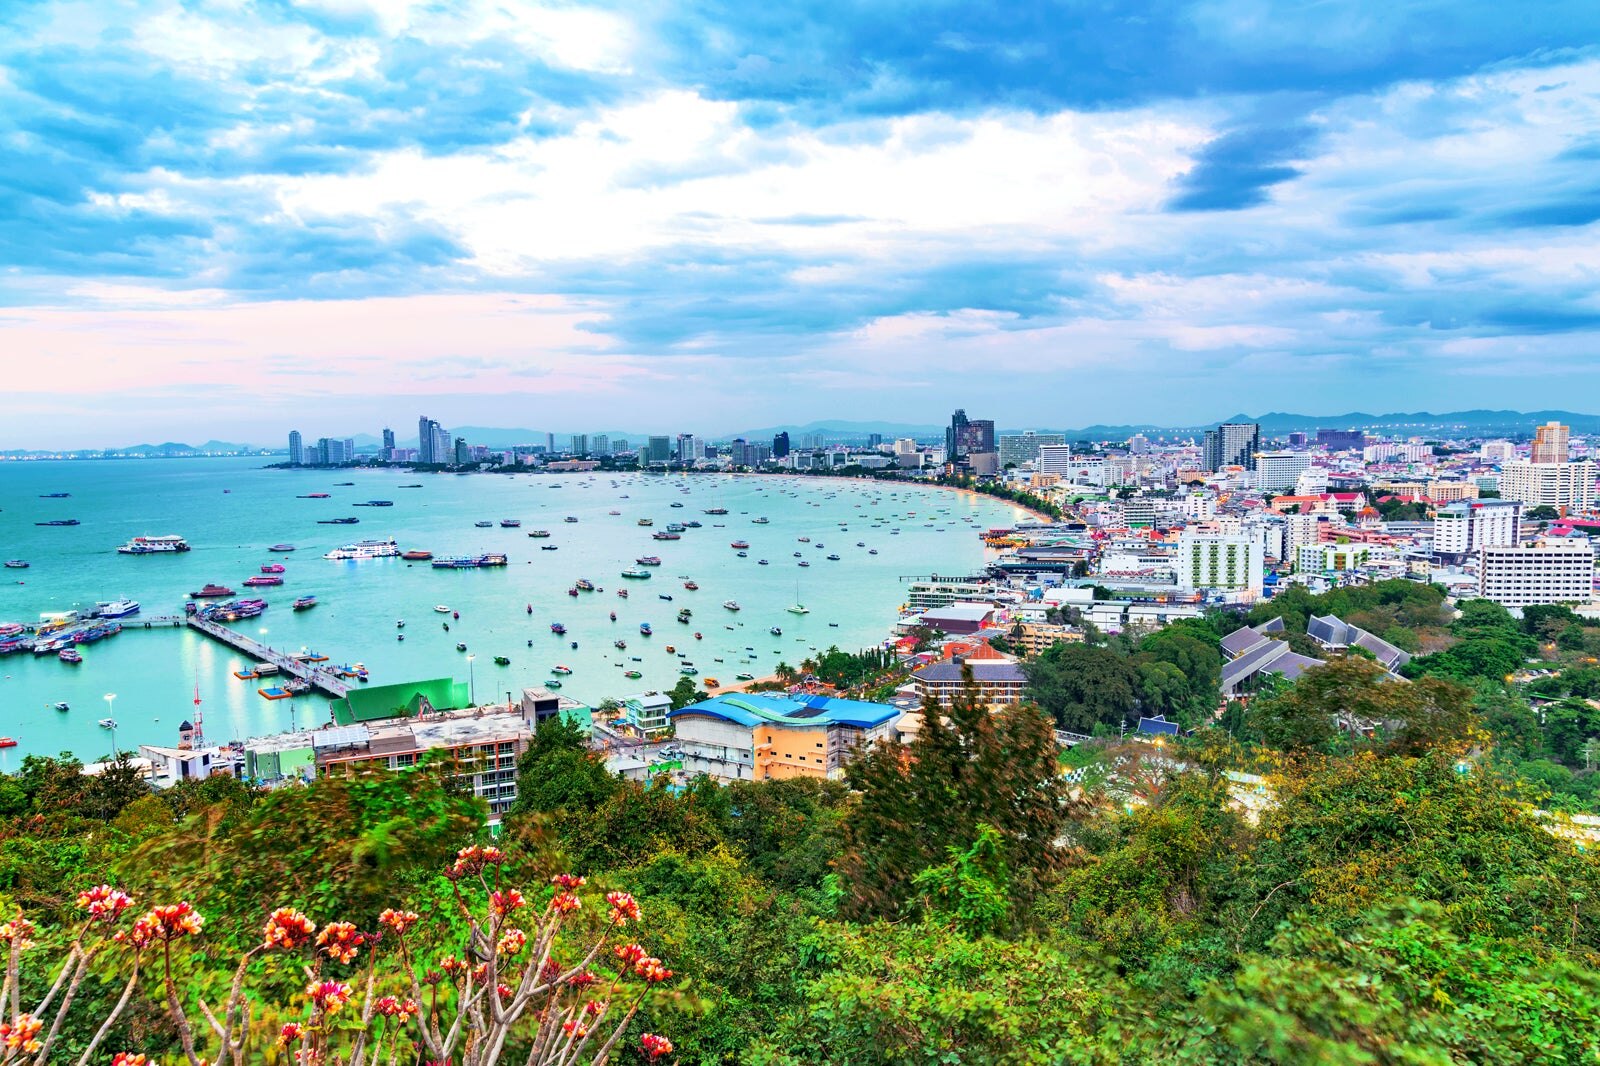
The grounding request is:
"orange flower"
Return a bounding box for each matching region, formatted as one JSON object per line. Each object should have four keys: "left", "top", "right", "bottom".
{"left": 378, "top": 908, "right": 420, "bottom": 935}
{"left": 634, "top": 957, "right": 674, "bottom": 983}
{"left": 316, "top": 921, "right": 366, "bottom": 964}
{"left": 605, "top": 891, "right": 641, "bottom": 925}
{"left": 374, "top": 996, "right": 420, "bottom": 1021}
{"left": 567, "top": 970, "right": 597, "bottom": 989}
{"left": 306, "top": 980, "right": 353, "bottom": 1014}
{"left": 0, "top": 1014, "right": 43, "bottom": 1053}
{"left": 276, "top": 1023, "right": 304, "bottom": 1048}
{"left": 0, "top": 918, "right": 35, "bottom": 945}
{"left": 77, "top": 885, "right": 135, "bottom": 923}
{"left": 547, "top": 892, "right": 580, "bottom": 915}
{"left": 614, "top": 943, "right": 647, "bottom": 965}
{"left": 129, "top": 903, "right": 203, "bottom": 944}
{"left": 262, "top": 907, "right": 315, "bottom": 951}
{"left": 447, "top": 845, "right": 505, "bottom": 879}
{"left": 550, "top": 873, "right": 586, "bottom": 890}
{"left": 561, "top": 1020, "right": 589, "bottom": 1040}
{"left": 111, "top": 1053, "right": 149, "bottom": 1066}
{"left": 492, "top": 889, "right": 528, "bottom": 916}
{"left": 497, "top": 928, "right": 527, "bottom": 956}
{"left": 641, "top": 1033, "right": 674, "bottom": 1060}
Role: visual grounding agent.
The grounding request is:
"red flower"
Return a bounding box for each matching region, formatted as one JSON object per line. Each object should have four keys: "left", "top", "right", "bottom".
{"left": 491, "top": 888, "right": 528, "bottom": 916}
{"left": 316, "top": 921, "right": 366, "bottom": 964}
{"left": 276, "top": 1023, "right": 304, "bottom": 1048}
{"left": 447, "top": 844, "right": 506, "bottom": 879}
{"left": 262, "top": 907, "right": 315, "bottom": 951}
{"left": 497, "top": 928, "right": 527, "bottom": 956}
{"left": 583, "top": 999, "right": 606, "bottom": 1017}
{"left": 634, "top": 957, "right": 674, "bottom": 983}
{"left": 614, "top": 943, "right": 647, "bottom": 965}
{"left": 496, "top": 983, "right": 514, "bottom": 1000}
{"left": 0, "top": 1014, "right": 43, "bottom": 1053}
{"left": 77, "top": 885, "right": 135, "bottom": 923}
{"left": 111, "top": 1054, "right": 149, "bottom": 1066}
{"left": 550, "top": 873, "right": 586, "bottom": 890}
{"left": 548, "top": 891, "right": 580, "bottom": 915}
{"left": 0, "top": 918, "right": 33, "bottom": 945}
{"left": 374, "top": 996, "right": 420, "bottom": 1021}
{"left": 567, "top": 970, "right": 598, "bottom": 989}
{"left": 127, "top": 902, "right": 203, "bottom": 945}
{"left": 641, "top": 1033, "right": 674, "bottom": 1060}
{"left": 306, "top": 980, "right": 353, "bottom": 1014}
{"left": 561, "top": 1020, "right": 589, "bottom": 1039}
{"left": 605, "top": 891, "right": 641, "bottom": 925}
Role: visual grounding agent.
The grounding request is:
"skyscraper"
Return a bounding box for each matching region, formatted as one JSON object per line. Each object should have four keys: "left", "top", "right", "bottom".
{"left": 418, "top": 416, "right": 436, "bottom": 464}
{"left": 959, "top": 419, "right": 996, "bottom": 456}
{"left": 432, "top": 424, "right": 451, "bottom": 464}
{"left": 998, "top": 430, "right": 1066, "bottom": 467}
{"left": 773, "top": 431, "right": 790, "bottom": 458}
{"left": 570, "top": 434, "right": 587, "bottom": 456}
{"left": 288, "top": 430, "right": 303, "bottom": 465}
{"left": 454, "top": 437, "right": 469, "bottom": 466}
{"left": 381, "top": 428, "right": 395, "bottom": 460}
{"left": 1531, "top": 421, "right": 1570, "bottom": 464}
{"left": 1202, "top": 422, "right": 1261, "bottom": 471}
{"left": 946, "top": 409, "right": 969, "bottom": 459}
{"left": 647, "top": 436, "right": 672, "bottom": 463}
{"left": 592, "top": 434, "right": 610, "bottom": 456}
{"left": 867, "top": 433, "right": 882, "bottom": 449}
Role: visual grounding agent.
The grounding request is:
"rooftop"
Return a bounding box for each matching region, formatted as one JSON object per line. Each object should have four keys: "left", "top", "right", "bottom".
{"left": 671, "top": 691, "right": 899, "bottom": 730}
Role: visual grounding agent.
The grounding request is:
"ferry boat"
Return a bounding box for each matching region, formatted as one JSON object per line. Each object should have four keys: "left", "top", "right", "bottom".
{"left": 117, "top": 534, "right": 190, "bottom": 554}
{"left": 401, "top": 550, "right": 433, "bottom": 560}
{"left": 260, "top": 563, "right": 286, "bottom": 573}
{"left": 189, "top": 584, "right": 235, "bottom": 599}
{"left": 58, "top": 649, "right": 82, "bottom": 664}
{"left": 528, "top": 530, "right": 551, "bottom": 538}
{"left": 723, "top": 600, "right": 741, "bottom": 611}
{"left": 269, "top": 544, "right": 296, "bottom": 552}
{"left": 432, "top": 553, "right": 509, "bottom": 569}
{"left": 324, "top": 538, "right": 400, "bottom": 560}
{"left": 730, "top": 540, "right": 750, "bottom": 549}
{"left": 651, "top": 532, "right": 681, "bottom": 540}
{"left": 4, "top": 561, "right": 28, "bottom": 569}
{"left": 621, "top": 568, "right": 651, "bottom": 580}
{"left": 575, "top": 578, "right": 596, "bottom": 591}
{"left": 640, "top": 623, "right": 653, "bottom": 636}
{"left": 704, "top": 508, "right": 729, "bottom": 515}
{"left": 636, "top": 556, "right": 662, "bottom": 566}
{"left": 292, "top": 596, "right": 318, "bottom": 611}
{"left": 94, "top": 600, "right": 140, "bottom": 618}
{"left": 500, "top": 519, "right": 522, "bottom": 527}
{"left": 35, "top": 520, "right": 80, "bottom": 526}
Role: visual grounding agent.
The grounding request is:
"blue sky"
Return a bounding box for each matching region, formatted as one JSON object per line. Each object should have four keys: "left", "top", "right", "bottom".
{"left": 3, "top": 0, "right": 1600, "bottom": 446}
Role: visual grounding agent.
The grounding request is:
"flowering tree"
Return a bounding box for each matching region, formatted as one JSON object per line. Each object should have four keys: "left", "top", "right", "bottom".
{"left": 0, "top": 848, "right": 675, "bottom": 1065}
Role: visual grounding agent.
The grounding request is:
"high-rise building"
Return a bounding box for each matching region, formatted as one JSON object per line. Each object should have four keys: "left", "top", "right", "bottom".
{"left": 998, "top": 431, "right": 1066, "bottom": 468}
{"left": 867, "top": 433, "right": 882, "bottom": 449}
{"left": 545, "top": 433, "right": 556, "bottom": 455}
{"left": 1316, "top": 428, "right": 1366, "bottom": 452}
{"left": 647, "top": 436, "right": 672, "bottom": 463}
{"left": 1254, "top": 451, "right": 1312, "bottom": 492}
{"left": 381, "top": 428, "right": 395, "bottom": 460}
{"left": 314, "top": 437, "right": 349, "bottom": 466}
{"left": 1500, "top": 459, "right": 1596, "bottom": 513}
{"left": 1531, "top": 421, "right": 1571, "bottom": 464}
{"left": 1478, "top": 541, "right": 1595, "bottom": 607}
{"left": 1178, "top": 530, "right": 1263, "bottom": 593}
{"left": 288, "top": 430, "right": 303, "bottom": 465}
{"left": 1128, "top": 433, "right": 1150, "bottom": 455}
{"left": 432, "top": 424, "right": 451, "bottom": 464}
{"left": 958, "top": 419, "right": 995, "bottom": 456}
{"left": 946, "top": 409, "right": 970, "bottom": 460}
{"left": 1037, "top": 445, "right": 1076, "bottom": 477}
{"left": 675, "top": 434, "right": 700, "bottom": 463}
{"left": 570, "top": 434, "right": 587, "bottom": 456}
{"left": 592, "top": 435, "right": 610, "bottom": 457}
{"left": 1287, "top": 431, "right": 1308, "bottom": 449}
{"left": 1202, "top": 423, "right": 1260, "bottom": 472}
{"left": 1433, "top": 500, "right": 1522, "bottom": 562}
{"left": 454, "top": 437, "right": 470, "bottom": 466}
{"left": 418, "top": 416, "right": 438, "bottom": 464}
{"left": 772, "top": 431, "right": 790, "bottom": 458}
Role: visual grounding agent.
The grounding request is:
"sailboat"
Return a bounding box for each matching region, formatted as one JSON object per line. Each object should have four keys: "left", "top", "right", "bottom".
{"left": 786, "top": 578, "right": 809, "bottom": 615}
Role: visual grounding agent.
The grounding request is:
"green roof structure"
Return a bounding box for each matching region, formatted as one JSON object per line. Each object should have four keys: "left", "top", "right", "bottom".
{"left": 329, "top": 677, "right": 470, "bottom": 726}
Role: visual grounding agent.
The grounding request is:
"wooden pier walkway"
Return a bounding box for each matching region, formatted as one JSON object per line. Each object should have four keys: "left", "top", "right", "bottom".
{"left": 184, "top": 615, "right": 350, "bottom": 698}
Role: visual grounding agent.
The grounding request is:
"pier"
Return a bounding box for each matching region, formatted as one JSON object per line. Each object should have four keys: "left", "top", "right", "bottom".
{"left": 184, "top": 615, "right": 350, "bottom": 698}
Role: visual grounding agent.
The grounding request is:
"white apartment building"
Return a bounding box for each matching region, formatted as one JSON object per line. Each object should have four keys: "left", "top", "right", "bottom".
{"left": 1183, "top": 492, "right": 1216, "bottom": 520}
{"left": 998, "top": 431, "right": 1066, "bottom": 468}
{"left": 1038, "top": 447, "right": 1108, "bottom": 486}
{"left": 1284, "top": 512, "right": 1325, "bottom": 560}
{"left": 1296, "top": 467, "right": 1331, "bottom": 495}
{"left": 1433, "top": 499, "right": 1522, "bottom": 560}
{"left": 1477, "top": 541, "right": 1595, "bottom": 607}
{"left": 1178, "top": 530, "right": 1264, "bottom": 593}
{"left": 1481, "top": 440, "right": 1516, "bottom": 462}
{"left": 1297, "top": 543, "right": 1372, "bottom": 574}
{"left": 1500, "top": 459, "right": 1596, "bottom": 512}
{"left": 1254, "top": 451, "right": 1312, "bottom": 492}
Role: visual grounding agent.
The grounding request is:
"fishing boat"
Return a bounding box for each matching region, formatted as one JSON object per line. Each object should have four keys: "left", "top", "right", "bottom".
{"left": 610, "top": 612, "right": 618, "bottom": 622}
{"left": 117, "top": 534, "right": 190, "bottom": 554}
{"left": 799, "top": 560, "right": 810, "bottom": 567}
{"left": 190, "top": 584, "right": 235, "bottom": 599}
{"left": 39, "top": 492, "right": 69, "bottom": 498}
{"left": 679, "top": 666, "right": 698, "bottom": 676}
{"left": 621, "top": 568, "right": 651, "bottom": 579}
{"left": 637, "top": 518, "right": 654, "bottom": 526}
{"left": 683, "top": 580, "right": 699, "bottom": 590}
{"left": 651, "top": 532, "right": 681, "bottom": 541}
{"left": 677, "top": 608, "right": 692, "bottom": 623}
{"left": 659, "top": 593, "right": 674, "bottom": 601}
{"left": 474, "top": 521, "right": 493, "bottom": 528}
{"left": 723, "top": 600, "right": 741, "bottom": 611}
{"left": 0, "top": 739, "right": 17, "bottom": 749}
{"left": 552, "top": 665, "right": 573, "bottom": 675}
{"left": 753, "top": 517, "right": 769, "bottom": 524}
{"left": 297, "top": 493, "right": 331, "bottom": 499}
{"left": 640, "top": 623, "right": 653, "bottom": 636}
{"left": 704, "top": 507, "right": 728, "bottom": 515}
{"left": 798, "top": 536, "right": 810, "bottom": 543}
{"left": 757, "top": 559, "right": 769, "bottom": 565}
{"left": 317, "top": 517, "right": 360, "bottom": 525}
{"left": 617, "top": 589, "right": 628, "bottom": 598}
{"left": 500, "top": 519, "right": 522, "bottom": 527}
{"left": 292, "top": 596, "right": 318, "bottom": 610}
{"left": 528, "top": 530, "right": 552, "bottom": 538}
{"left": 354, "top": 500, "right": 394, "bottom": 507}
{"left": 541, "top": 545, "right": 559, "bottom": 551}
{"left": 730, "top": 540, "right": 750, "bottom": 549}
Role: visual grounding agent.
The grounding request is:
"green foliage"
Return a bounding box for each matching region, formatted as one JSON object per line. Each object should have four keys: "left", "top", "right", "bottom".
{"left": 668, "top": 675, "right": 707, "bottom": 710}
{"left": 912, "top": 823, "right": 1011, "bottom": 938}
{"left": 1023, "top": 642, "right": 1139, "bottom": 732}
{"left": 511, "top": 716, "right": 619, "bottom": 816}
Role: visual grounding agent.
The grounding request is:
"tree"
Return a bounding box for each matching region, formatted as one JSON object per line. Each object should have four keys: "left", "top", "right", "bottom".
{"left": 838, "top": 666, "right": 1071, "bottom": 922}
{"left": 1249, "top": 657, "right": 1477, "bottom": 755}
{"left": 511, "top": 716, "right": 619, "bottom": 816}
{"left": 1022, "top": 643, "right": 1139, "bottom": 732}
{"left": 668, "top": 676, "right": 705, "bottom": 710}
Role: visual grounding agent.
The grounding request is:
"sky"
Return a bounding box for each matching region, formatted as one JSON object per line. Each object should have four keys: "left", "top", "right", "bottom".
{"left": 4, "top": 0, "right": 1600, "bottom": 448}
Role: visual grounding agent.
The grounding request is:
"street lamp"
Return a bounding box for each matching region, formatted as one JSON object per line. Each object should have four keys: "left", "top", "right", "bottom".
{"left": 103, "top": 693, "right": 117, "bottom": 757}
{"left": 467, "top": 654, "right": 476, "bottom": 706}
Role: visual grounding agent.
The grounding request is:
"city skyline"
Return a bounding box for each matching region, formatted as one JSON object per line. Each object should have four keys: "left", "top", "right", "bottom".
{"left": 5, "top": 2, "right": 1600, "bottom": 446}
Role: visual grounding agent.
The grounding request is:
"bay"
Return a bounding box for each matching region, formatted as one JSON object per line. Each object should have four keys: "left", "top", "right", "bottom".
{"left": 0, "top": 457, "right": 1022, "bottom": 760}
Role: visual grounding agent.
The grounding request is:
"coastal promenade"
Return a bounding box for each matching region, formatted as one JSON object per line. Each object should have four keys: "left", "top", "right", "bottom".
{"left": 184, "top": 615, "right": 351, "bottom": 698}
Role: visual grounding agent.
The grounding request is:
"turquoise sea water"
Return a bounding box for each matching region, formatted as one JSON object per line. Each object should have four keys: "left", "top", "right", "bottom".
{"left": 0, "top": 458, "right": 1021, "bottom": 759}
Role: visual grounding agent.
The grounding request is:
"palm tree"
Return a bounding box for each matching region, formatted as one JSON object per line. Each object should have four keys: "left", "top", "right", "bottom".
{"left": 774, "top": 662, "right": 797, "bottom": 684}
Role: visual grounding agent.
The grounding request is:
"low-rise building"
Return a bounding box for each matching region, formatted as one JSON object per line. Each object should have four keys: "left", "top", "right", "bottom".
{"left": 670, "top": 692, "right": 899, "bottom": 782}
{"left": 1477, "top": 540, "right": 1595, "bottom": 607}
{"left": 910, "top": 657, "right": 1028, "bottom": 709}
{"left": 621, "top": 691, "right": 674, "bottom": 735}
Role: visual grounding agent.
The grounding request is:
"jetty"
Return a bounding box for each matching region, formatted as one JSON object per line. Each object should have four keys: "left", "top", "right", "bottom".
{"left": 185, "top": 615, "right": 350, "bottom": 698}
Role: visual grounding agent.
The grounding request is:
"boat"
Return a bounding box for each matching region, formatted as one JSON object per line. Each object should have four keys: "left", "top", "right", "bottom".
{"left": 500, "top": 519, "right": 522, "bottom": 527}
{"left": 58, "top": 649, "right": 82, "bottom": 664}
{"left": 269, "top": 543, "right": 296, "bottom": 552}
{"left": 98, "top": 718, "right": 116, "bottom": 729}
{"left": 541, "top": 545, "right": 559, "bottom": 551}
{"left": 54, "top": 701, "right": 70, "bottom": 711}
{"left": 624, "top": 670, "right": 642, "bottom": 679}
{"left": 694, "top": 631, "right": 702, "bottom": 640}
{"left": 670, "top": 502, "right": 684, "bottom": 508}
{"left": 544, "top": 679, "right": 563, "bottom": 689}
{"left": 758, "top": 559, "right": 769, "bottom": 566}
{"left": 243, "top": 575, "right": 284, "bottom": 586}
{"left": 677, "top": 609, "right": 692, "bottom": 623}
{"left": 433, "top": 554, "right": 509, "bottom": 568}
{"left": 435, "top": 605, "right": 451, "bottom": 613}
{"left": 317, "top": 517, "right": 360, "bottom": 525}
{"left": 575, "top": 578, "right": 596, "bottom": 591}
{"left": 117, "top": 534, "right": 189, "bottom": 554}
{"left": 529, "top": 530, "right": 552, "bottom": 538}
{"left": 401, "top": 550, "right": 433, "bottom": 560}
{"left": 640, "top": 623, "right": 653, "bottom": 636}
{"left": 564, "top": 516, "right": 579, "bottom": 523}
{"left": 651, "top": 532, "right": 681, "bottom": 540}
{"left": 798, "top": 536, "right": 810, "bottom": 543}
{"left": 567, "top": 587, "right": 579, "bottom": 598}
{"left": 335, "top": 482, "right": 354, "bottom": 486}
{"left": 0, "top": 738, "right": 17, "bottom": 748}
{"left": 615, "top": 639, "right": 627, "bottom": 649}
{"left": 456, "top": 642, "right": 468, "bottom": 652}
{"left": 39, "top": 493, "right": 69, "bottom": 498}
{"left": 659, "top": 593, "right": 674, "bottom": 601}
{"left": 666, "top": 523, "right": 686, "bottom": 533}
{"left": 730, "top": 540, "right": 750, "bottom": 549}
{"left": 685, "top": 520, "right": 702, "bottom": 528}
{"left": 322, "top": 539, "right": 398, "bottom": 560}
{"left": 260, "top": 563, "right": 286, "bottom": 573}
{"left": 679, "top": 666, "right": 698, "bottom": 676}
{"left": 550, "top": 623, "right": 567, "bottom": 634}
{"left": 666, "top": 644, "right": 676, "bottom": 653}
{"left": 474, "top": 521, "right": 493, "bottom": 528}
{"left": 616, "top": 589, "right": 628, "bottom": 598}
{"left": 770, "top": 626, "right": 782, "bottom": 636}
{"left": 637, "top": 518, "right": 654, "bottom": 526}
{"left": 94, "top": 599, "right": 140, "bottom": 618}
{"left": 3, "top": 561, "right": 28, "bottom": 569}
{"left": 36, "top": 520, "right": 80, "bottom": 526}
{"left": 190, "top": 584, "right": 235, "bottom": 599}
{"left": 552, "top": 665, "right": 573, "bottom": 675}
{"left": 609, "top": 510, "right": 621, "bottom": 516}
{"left": 787, "top": 603, "right": 809, "bottom": 615}
{"left": 827, "top": 554, "right": 841, "bottom": 561}
{"left": 736, "top": 672, "right": 755, "bottom": 681}
{"left": 292, "top": 596, "right": 318, "bottom": 611}
{"left": 704, "top": 677, "right": 719, "bottom": 688}
{"left": 494, "top": 656, "right": 510, "bottom": 666}
{"left": 869, "top": 549, "right": 878, "bottom": 554}
{"left": 297, "top": 493, "right": 331, "bottom": 499}
{"left": 401, "top": 483, "right": 423, "bottom": 488}
{"left": 636, "top": 556, "right": 662, "bottom": 566}
{"left": 736, "top": 551, "right": 748, "bottom": 558}
{"left": 704, "top": 508, "right": 728, "bottom": 515}
{"left": 621, "top": 568, "right": 651, "bottom": 579}
{"left": 354, "top": 500, "right": 394, "bottom": 507}
{"left": 753, "top": 517, "right": 769, "bottom": 524}
{"left": 723, "top": 600, "right": 741, "bottom": 611}
{"left": 610, "top": 612, "right": 618, "bottom": 622}
{"left": 799, "top": 561, "right": 810, "bottom": 567}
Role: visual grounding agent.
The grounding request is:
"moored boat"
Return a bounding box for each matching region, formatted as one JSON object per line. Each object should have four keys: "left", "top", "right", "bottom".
{"left": 639, "top": 622, "right": 653, "bottom": 636}
{"left": 292, "top": 596, "right": 318, "bottom": 610}
{"left": 243, "top": 575, "right": 284, "bottom": 587}
{"left": 94, "top": 599, "right": 140, "bottom": 618}
{"left": 621, "top": 568, "right": 651, "bottom": 579}
{"left": 117, "top": 534, "right": 189, "bottom": 554}
{"left": 401, "top": 550, "right": 433, "bottom": 560}
{"left": 260, "top": 563, "right": 286, "bottom": 573}
{"left": 3, "top": 561, "right": 28, "bottom": 569}
{"left": 324, "top": 538, "right": 399, "bottom": 560}
{"left": 190, "top": 584, "right": 235, "bottom": 599}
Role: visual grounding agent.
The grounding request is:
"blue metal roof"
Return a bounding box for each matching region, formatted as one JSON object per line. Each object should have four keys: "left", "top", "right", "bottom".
{"left": 670, "top": 692, "right": 899, "bottom": 730}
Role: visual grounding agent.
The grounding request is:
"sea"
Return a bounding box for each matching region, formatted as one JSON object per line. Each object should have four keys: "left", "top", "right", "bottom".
{"left": 0, "top": 458, "right": 1024, "bottom": 761}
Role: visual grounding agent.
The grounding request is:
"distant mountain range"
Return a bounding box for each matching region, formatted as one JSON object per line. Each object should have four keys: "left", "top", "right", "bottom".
{"left": 8, "top": 410, "right": 1598, "bottom": 456}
